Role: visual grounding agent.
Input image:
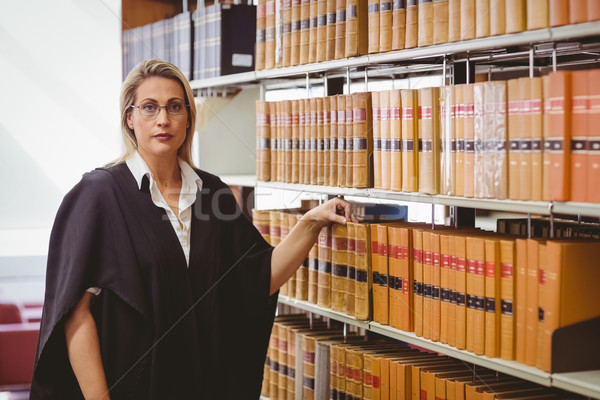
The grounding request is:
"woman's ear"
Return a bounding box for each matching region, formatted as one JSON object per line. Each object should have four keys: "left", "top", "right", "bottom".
{"left": 127, "top": 112, "right": 134, "bottom": 130}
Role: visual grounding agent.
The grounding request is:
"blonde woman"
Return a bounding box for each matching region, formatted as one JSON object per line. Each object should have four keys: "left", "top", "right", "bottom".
{"left": 31, "top": 59, "right": 354, "bottom": 399}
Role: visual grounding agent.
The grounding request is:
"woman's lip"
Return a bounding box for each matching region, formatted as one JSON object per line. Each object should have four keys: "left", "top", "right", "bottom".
{"left": 153, "top": 133, "right": 173, "bottom": 140}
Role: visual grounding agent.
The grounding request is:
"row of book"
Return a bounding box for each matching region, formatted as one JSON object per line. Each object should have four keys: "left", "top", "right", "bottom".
{"left": 256, "top": 69, "right": 600, "bottom": 204}
{"left": 255, "top": 0, "right": 600, "bottom": 71}
{"left": 496, "top": 217, "right": 600, "bottom": 239}
{"left": 262, "top": 317, "right": 583, "bottom": 400}
{"left": 252, "top": 209, "right": 600, "bottom": 372}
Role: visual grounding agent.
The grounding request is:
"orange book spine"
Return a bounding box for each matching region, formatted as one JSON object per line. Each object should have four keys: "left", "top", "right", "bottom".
{"left": 549, "top": 0, "right": 569, "bottom": 27}
{"left": 507, "top": 78, "right": 521, "bottom": 200}
{"left": 455, "top": 235, "right": 467, "bottom": 350}
{"left": 256, "top": 100, "right": 271, "bottom": 181}
{"left": 309, "top": 98, "right": 318, "bottom": 185}
{"left": 353, "top": 92, "right": 373, "bottom": 188}
{"left": 298, "top": 99, "right": 306, "bottom": 184}
{"left": 291, "top": 0, "right": 302, "bottom": 65}
{"left": 337, "top": 95, "right": 347, "bottom": 187}
{"left": 525, "top": 239, "right": 541, "bottom": 366}
{"left": 346, "top": 223, "right": 357, "bottom": 316}
{"left": 401, "top": 89, "right": 419, "bottom": 192}
{"left": 332, "top": 224, "right": 349, "bottom": 312}
{"left": 467, "top": 236, "right": 486, "bottom": 355}
{"left": 518, "top": 77, "right": 533, "bottom": 201}
{"left": 440, "top": 86, "right": 456, "bottom": 195}
{"left": 283, "top": 0, "right": 293, "bottom": 66}
{"left": 440, "top": 234, "right": 452, "bottom": 344}
{"left": 392, "top": 0, "right": 407, "bottom": 50}
{"left": 418, "top": 87, "right": 440, "bottom": 194}
{"left": 431, "top": 232, "right": 442, "bottom": 342}
{"left": 371, "top": 224, "right": 381, "bottom": 323}
{"left": 589, "top": 0, "right": 600, "bottom": 21}
{"left": 380, "top": 0, "right": 393, "bottom": 51}
{"left": 515, "top": 238, "right": 527, "bottom": 364}
{"left": 377, "top": 224, "right": 391, "bottom": 325}
{"left": 484, "top": 239, "right": 501, "bottom": 358}
{"left": 463, "top": 84, "right": 475, "bottom": 197}
{"left": 308, "top": 238, "right": 319, "bottom": 304}
{"left": 354, "top": 223, "right": 372, "bottom": 320}
{"left": 422, "top": 231, "right": 433, "bottom": 340}
{"left": 569, "top": 0, "right": 587, "bottom": 24}
{"left": 401, "top": 227, "right": 414, "bottom": 332}
{"left": 542, "top": 75, "right": 551, "bottom": 201}
{"left": 475, "top": 0, "right": 490, "bottom": 38}
{"left": 530, "top": 77, "right": 544, "bottom": 201}
{"left": 547, "top": 71, "right": 572, "bottom": 201}
{"left": 413, "top": 229, "right": 424, "bottom": 337}
{"left": 270, "top": 102, "right": 279, "bottom": 181}
{"left": 292, "top": 100, "right": 300, "bottom": 183}
{"left": 588, "top": 69, "right": 600, "bottom": 203}
{"left": 316, "top": 0, "right": 328, "bottom": 62}
{"left": 308, "top": 0, "right": 318, "bottom": 63}
{"left": 390, "top": 90, "right": 403, "bottom": 191}
{"left": 345, "top": 94, "right": 354, "bottom": 188}
{"left": 284, "top": 100, "right": 294, "bottom": 183}
{"left": 433, "top": 0, "right": 450, "bottom": 45}
{"left": 505, "top": 0, "right": 525, "bottom": 33}
{"left": 317, "top": 97, "right": 325, "bottom": 185}
{"left": 299, "top": 0, "right": 310, "bottom": 64}
{"left": 447, "top": 235, "right": 457, "bottom": 347}
{"left": 335, "top": 0, "right": 347, "bottom": 59}
{"left": 460, "top": 0, "right": 475, "bottom": 40}
{"left": 330, "top": 95, "right": 339, "bottom": 187}
{"left": 535, "top": 243, "right": 547, "bottom": 370}
{"left": 372, "top": 91, "right": 383, "bottom": 189}
{"left": 256, "top": 0, "right": 267, "bottom": 70}
{"left": 326, "top": 0, "right": 337, "bottom": 60}
{"left": 570, "top": 70, "right": 589, "bottom": 203}
{"left": 323, "top": 97, "right": 331, "bottom": 186}
{"left": 389, "top": 227, "right": 402, "bottom": 329}
{"left": 368, "top": 0, "right": 381, "bottom": 53}
{"left": 499, "top": 239, "right": 515, "bottom": 361}
{"left": 527, "top": 0, "right": 549, "bottom": 30}
{"left": 380, "top": 91, "right": 391, "bottom": 190}
{"left": 418, "top": 0, "right": 434, "bottom": 47}
{"left": 405, "top": 0, "right": 418, "bottom": 48}
{"left": 448, "top": 0, "right": 461, "bottom": 42}
{"left": 490, "top": 0, "right": 505, "bottom": 36}
{"left": 345, "top": 0, "right": 369, "bottom": 57}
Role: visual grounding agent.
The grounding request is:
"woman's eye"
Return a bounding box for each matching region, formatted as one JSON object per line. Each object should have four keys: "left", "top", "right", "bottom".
{"left": 169, "top": 103, "right": 183, "bottom": 112}
{"left": 142, "top": 104, "right": 157, "bottom": 112}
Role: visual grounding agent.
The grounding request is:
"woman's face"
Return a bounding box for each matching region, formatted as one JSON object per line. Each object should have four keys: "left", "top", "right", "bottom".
{"left": 127, "top": 76, "right": 188, "bottom": 163}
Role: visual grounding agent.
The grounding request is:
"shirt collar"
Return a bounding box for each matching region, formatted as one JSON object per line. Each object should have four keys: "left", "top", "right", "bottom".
{"left": 126, "top": 151, "right": 203, "bottom": 192}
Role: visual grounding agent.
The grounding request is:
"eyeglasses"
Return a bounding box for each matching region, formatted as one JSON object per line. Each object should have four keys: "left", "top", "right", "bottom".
{"left": 130, "top": 101, "right": 189, "bottom": 117}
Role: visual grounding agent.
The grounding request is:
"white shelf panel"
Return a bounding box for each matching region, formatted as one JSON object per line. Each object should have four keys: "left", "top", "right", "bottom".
{"left": 277, "top": 295, "right": 370, "bottom": 330}
{"left": 189, "top": 71, "right": 257, "bottom": 90}
{"left": 552, "top": 371, "right": 600, "bottom": 399}
{"left": 220, "top": 174, "right": 257, "bottom": 187}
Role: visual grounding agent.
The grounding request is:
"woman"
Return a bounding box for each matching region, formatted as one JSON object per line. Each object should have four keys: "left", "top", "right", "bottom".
{"left": 30, "top": 59, "right": 354, "bottom": 399}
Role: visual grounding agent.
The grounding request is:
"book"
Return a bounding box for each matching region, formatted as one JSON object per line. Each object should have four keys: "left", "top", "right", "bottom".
{"left": 525, "top": 239, "right": 543, "bottom": 366}
{"left": 433, "top": 0, "right": 450, "bottom": 45}
{"left": 352, "top": 92, "right": 374, "bottom": 188}
{"left": 530, "top": 77, "right": 544, "bottom": 201}
{"left": 308, "top": 0, "right": 318, "bottom": 63}
{"left": 256, "top": 0, "right": 267, "bottom": 70}
{"left": 354, "top": 222, "right": 373, "bottom": 320}
{"left": 549, "top": 0, "right": 569, "bottom": 27}
{"left": 318, "top": 226, "right": 333, "bottom": 308}
{"left": 300, "top": 0, "right": 311, "bottom": 64}
{"left": 390, "top": 89, "right": 403, "bottom": 191}
{"left": 475, "top": 0, "right": 490, "bottom": 38}
{"left": 507, "top": 78, "right": 521, "bottom": 200}
{"left": 542, "top": 75, "right": 552, "bottom": 201}
{"left": 337, "top": 95, "right": 347, "bottom": 187}
{"left": 282, "top": 0, "right": 293, "bottom": 66}
{"left": 405, "top": 0, "right": 418, "bottom": 48}
{"left": 345, "top": 0, "right": 369, "bottom": 57}
{"left": 291, "top": 0, "right": 302, "bottom": 65}
{"left": 447, "top": 234, "right": 457, "bottom": 347}
{"left": 308, "top": 236, "right": 320, "bottom": 303}
{"left": 473, "top": 82, "right": 485, "bottom": 198}
{"left": 418, "top": 0, "right": 434, "bottom": 47}
{"left": 463, "top": 84, "right": 475, "bottom": 197}
{"left": 292, "top": 99, "right": 300, "bottom": 183}
{"left": 372, "top": 91, "right": 383, "bottom": 189}
{"left": 369, "top": 0, "right": 381, "bottom": 53}
{"left": 380, "top": 0, "right": 393, "bottom": 51}
{"left": 448, "top": 0, "right": 461, "bottom": 42}
{"left": 298, "top": 99, "right": 306, "bottom": 184}
{"left": 484, "top": 238, "right": 501, "bottom": 358}
{"left": 323, "top": 97, "right": 331, "bottom": 186}
{"left": 309, "top": 97, "right": 318, "bottom": 185}
{"left": 275, "top": 0, "right": 284, "bottom": 68}
{"left": 330, "top": 95, "right": 339, "bottom": 186}
{"left": 345, "top": 94, "right": 354, "bottom": 187}
{"left": 418, "top": 87, "right": 440, "bottom": 194}
{"left": 388, "top": 225, "right": 401, "bottom": 329}
{"left": 327, "top": 0, "right": 338, "bottom": 59}
{"left": 440, "top": 234, "right": 452, "bottom": 344}
{"left": 569, "top": 0, "right": 587, "bottom": 24}
{"left": 392, "top": 0, "right": 407, "bottom": 50}
{"left": 284, "top": 100, "right": 293, "bottom": 183}
{"left": 539, "top": 240, "right": 600, "bottom": 372}
{"left": 335, "top": 0, "right": 347, "bottom": 59}
{"left": 431, "top": 231, "right": 442, "bottom": 342}
{"left": 332, "top": 224, "right": 349, "bottom": 312}
{"left": 527, "top": 0, "right": 549, "bottom": 29}
{"left": 375, "top": 224, "right": 391, "bottom": 325}
{"left": 515, "top": 238, "right": 528, "bottom": 364}
{"left": 422, "top": 231, "right": 434, "bottom": 340}
{"left": 316, "top": 0, "right": 328, "bottom": 62}
{"left": 588, "top": 69, "right": 600, "bottom": 203}
{"left": 401, "top": 89, "right": 419, "bottom": 192}
{"left": 293, "top": 215, "right": 309, "bottom": 301}
{"left": 346, "top": 222, "right": 356, "bottom": 316}
{"left": 589, "top": 0, "right": 600, "bottom": 21}
{"left": 266, "top": 0, "right": 276, "bottom": 68}
{"left": 505, "top": 0, "right": 526, "bottom": 33}
{"left": 256, "top": 101, "right": 271, "bottom": 181}
{"left": 466, "top": 235, "right": 486, "bottom": 355}
{"left": 460, "top": 0, "right": 475, "bottom": 40}
{"left": 499, "top": 239, "right": 515, "bottom": 360}
{"left": 490, "top": 0, "right": 505, "bottom": 36}
{"left": 454, "top": 84, "right": 465, "bottom": 197}
{"left": 316, "top": 97, "right": 325, "bottom": 185}
{"left": 547, "top": 71, "right": 572, "bottom": 201}
{"left": 570, "top": 70, "right": 589, "bottom": 203}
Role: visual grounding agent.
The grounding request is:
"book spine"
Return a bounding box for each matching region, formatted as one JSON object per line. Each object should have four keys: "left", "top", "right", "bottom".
{"left": 542, "top": 75, "right": 552, "bottom": 200}
{"left": 431, "top": 232, "right": 442, "bottom": 342}
{"left": 494, "top": 81, "right": 508, "bottom": 200}
{"left": 401, "top": 89, "right": 418, "bottom": 192}
{"left": 300, "top": 0, "right": 311, "bottom": 64}
{"left": 377, "top": 224, "right": 391, "bottom": 325}
{"left": 345, "top": 94, "right": 355, "bottom": 187}
{"left": 401, "top": 227, "right": 414, "bottom": 332}
{"left": 440, "top": 235, "right": 452, "bottom": 344}
{"left": 308, "top": 98, "right": 317, "bottom": 185}
{"left": 433, "top": 0, "right": 449, "bottom": 45}
{"left": 354, "top": 223, "right": 372, "bottom": 320}
{"left": 547, "top": 70, "right": 572, "bottom": 201}
{"left": 292, "top": 100, "right": 300, "bottom": 183}
{"left": 346, "top": 222, "right": 356, "bottom": 316}
{"left": 569, "top": 0, "right": 587, "bottom": 24}
{"left": 316, "top": 0, "right": 328, "bottom": 62}
{"left": 257, "top": 101, "right": 271, "bottom": 181}
{"left": 463, "top": 84, "right": 475, "bottom": 197}
{"left": 422, "top": 231, "right": 433, "bottom": 340}
{"left": 587, "top": 69, "right": 600, "bottom": 203}
{"left": 352, "top": 92, "right": 373, "bottom": 188}
{"left": 371, "top": 224, "right": 382, "bottom": 323}
{"left": 276, "top": 0, "right": 285, "bottom": 67}
{"left": 335, "top": 0, "right": 348, "bottom": 59}
{"left": 390, "top": 90, "right": 403, "bottom": 191}
{"left": 317, "top": 227, "right": 333, "bottom": 308}
{"left": 460, "top": 0, "right": 475, "bottom": 40}
{"left": 337, "top": 95, "right": 347, "bottom": 187}
{"left": 285, "top": 100, "right": 293, "bottom": 183}
{"left": 527, "top": 0, "right": 549, "bottom": 29}
{"left": 405, "top": 0, "right": 418, "bottom": 48}
{"left": 490, "top": 0, "right": 506, "bottom": 36}
{"left": 475, "top": 0, "right": 490, "bottom": 38}
{"left": 380, "top": 0, "right": 393, "bottom": 51}
{"left": 549, "top": 0, "right": 569, "bottom": 27}
{"left": 369, "top": 0, "right": 381, "bottom": 53}
{"left": 448, "top": 0, "right": 461, "bottom": 42}
{"left": 392, "top": 0, "right": 407, "bottom": 50}
{"left": 455, "top": 236, "right": 467, "bottom": 350}
{"left": 270, "top": 102, "right": 279, "bottom": 181}
{"left": 293, "top": 215, "right": 309, "bottom": 300}
{"left": 484, "top": 239, "right": 501, "bottom": 358}
{"left": 505, "top": 0, "right": 525, "bottom": 33}
{"left": 372, "top": 91, "right": 383, "bottom": 189}
{"left": 298, "top": 99, "right": 306, "bottom": 184}
{"left": 525, "top": 239, "right": 540, "bottom": 366}
{"left": 418, "top": 0, "right": 434, "bottom": 47}
{"left": 266, "top": 0, "right": 276, "bottom": 68}
{"left": 530, "top": 77, "right": 544, "bottom": 201}
{"left": 330, "top": 95, "right": 339, "bottom": 187}
{"left": 455, "top": 85, "right": 465, "bottom": 196}
{"left": 316, "top": 97, "right": 325, "bottom": 185}
{"left": 570, "top": 70, "right": 589, "bottom": 202}
{"left": 499, "top": 239, "right": 515, "bottom": 360}
{"left": 473, "top": 83, "right": 486, "bottom": 198}
{"left": 332, "top": 224, "right": 349, "bottom": 312}
{"left": 515, "top": 238, "right": 528, "bottom": 364}
{"left": 440, "top": 86, "right": 456, "bottom": 195}
{"left": 327, "top": 0, "right": 338, "bottom": 59}
{"left": 323, "top": 97, "right": 331, "bottom": 186}
{"left": 418, "top": 88, "right": 434, "bottom": 194}
{"left": 257, "top": 0, "right": 267, "bottom": 70}
{"left": 308, "top": 233, "right": 320, "bottom": 304}
{"left": 308, "top": 0, "right": 319, "bottom": 63}
{"left": 535, "top": 243, "right": 547, "bottom": 370}
{"left": 388, "top": 227, "right": 401, "bottom": 329}
{"left": 291, "top": 0, "right": 302, "bottom": 65}
{"left": 447, "top": 235, "right": 457, "bottom": 347}
{"left": 589, "top": 0, "right": 600, "bottom": 21}
{"left": 380, "top": 91, "right": 392, "bottom": 190}
{"left": 413, "top": 229, "right": 424, "bottom": 337}
{"left": 539, "top": 241, "right": 561, "bottom": 372}
{"left": 283, "top": 0, "right": 293, "bottom": 66}
{"left": 517, "top": 78, "right": 532, "bottom": 200}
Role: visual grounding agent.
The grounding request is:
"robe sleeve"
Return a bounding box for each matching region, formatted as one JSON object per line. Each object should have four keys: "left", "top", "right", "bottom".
{"left": 31, "top": 169, "right": 149, "bottom": 399}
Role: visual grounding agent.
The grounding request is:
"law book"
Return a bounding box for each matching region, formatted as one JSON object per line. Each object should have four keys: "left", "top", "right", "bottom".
{"left": 538, "top": 240, "right": 600, "bottom": 372}
{"left": 388, "top": 225, "right": 402, "bottom": 330}
{"left": 270, "top": 102, "right": 278, "bottom": 182}
{"left": 337, "top": 95, "right": 347, "bottom": 187}
{"left": 569, "top": 0, "right": 587, "bottom": 24}
{"left": 542, "top": 75, "right": 552, "bottom": 201}
{"left": 299, "top": 0, "right": 311, "bottom": 64}
{"left": 499, "top": 239, "right": 515, "bottom": 360}
{"left": 514, "top": 238, "right": 528, "bottom": 364}
{"left": 317, "top": 226, "right": 333, "bottom": 308}
{"left": 440, "top": 86, "right": 456, "bottom": 195}
{"left": 460, "top": 0, "right": 475, "bottom": 40}
{"left": 298, "top": 99, "right": 306, "bottom": 184}
{"left": 368, "top": 0, "right": 381, "bottom": 53}
{"left": 570, "top": 70, "right": 589, "bottom": 203}
{"left": 397, "top": 226, "right": 414, "bottom": 332}
{"left": 335, "top": 0, "right": 347, "bottom": 59}
{"left": 405, "top": 0, "right": 418, "bottom": 48}
{"left": 327, "top": 0, "right": 337, "bottom": 59}
{"left": 422, "top": 230, "right": 434, "bottom": 340}
{"left": 473, "top": 82, "right": 486, "bottom": 198}
{"left": 345, "top": 0, "right": 369, "bottom": 57}
{"left": 256, "top": 0, "right": 267, "bottom": 70}
{"left": 346, "top": 222, "right": 356, "bottom": 317}
{"left": 308, "top": 0, "right": 318, "bottom": 63}
{"left": 447, "top": 234, "right": 458, "bottom": 348}
{"left": 516, "top": 78, "right": 532, "bottom": 200}
{"left": 284, "top": 100, "right": 293, "bottom": 183}
{"left": 493, "top": 81, "right": 508, "bottom": 199}
{"left": 291, "top": 0, "right": 302, "bottom": 65}
{"left": 332, "top": 224, "right": 349, "bottom": 312}
{"left": 589, "top": 0, "right": 600, "bottom": 21}
{"left": 588, "top": 69, "right": 600, "bottom": 203}
{"left": 527, "top": 0, "right": 549, "bottom": 30}
{"left": 303, "top": 99, "right": 311, "bottom": 184}
{"left": 431, "top": 232, "right": 442, "bottom": 342}
{"left": 380, "top": 0, "right": 393, "bottom": 51}
{"left": 525, "top": 239, "right": 543, "bottom": 367}
{"left": 475, "top": 0, "right": 490, "bottom": 38}
{"left": 413, "top": 228, "right": 424, "bottom": 337}
{"left": 391, "top": 0, "right": 407, "bottom": 50}
{"left": 353, "top": 92, "right": 374, "bottom": 188}
{"left": 309, "top": 98, "right": 317, "bottom": 185}
{"left": 354, "top": 223, "right": 373, "bottom": 320}
{"left": 439, "top": 234, "right": 452, "bottom": 344}
{"left": 549, "top": 0, "right": 569, "bottom": 27}
{"left": 463, "top": 84, "right": 475, "bottom": 198}
{"left": 418, "top": 0, "right": 434, "bottom": 47}
{"left": 279, "top": 101, "right": 287, "bottom": 182}
{"left": 269, "top": 323, "right": 280, "bottom": 396}
{"left": 547, "top": 71, "right": 572, "bottom": 201}
{"left": 370, "top": 224, "right": 382, "bottom": 325}
{"left": 291, "top": 99, "right": 300, "bottom": 183}
{"left": 454, "top": 85, "right": 465, "bottom": 197}
{"left": 454, "top": 235, "right": 468, "bottom": 350}
{"left": 433, "top": 0, "right": 449, "bottom": 44}
{"left": 401, "top": 89, "right": 419, "bottom": 192}
{"left": 505, "top": 0, "right": 525, "bottom": 33}
{"left": 484, "top": 238, "right": 501, "bottom": 358}
{"left": 390, "top": 89, "right": 403, "bottom": 191}
{"left": 308, "top": 236, "right": 320, "bottom": 304}
{"left": 372, "top": 91, "right": 383, "bottom": 189}
{"left": 316, "top": 97, "right": 325, "bottom": 185}
{"left": 448, "top": 0, "right": 461, "bottom": 42}
{"left": 375, "top": 224, "right": 391, "bottom": 325}
{"left": 490, "top": 0, "right": 505, "bottom": 36}
{"left": 292, "top": 215, "right": 310, "bottom": 301}
{"left": 323, "top": 96, "right": 331, "bottom": 186}
{"left": 283, "top": 213, "right": 297, "bottom": 297}
{"left": 330, "top": 95, "right": 339, "bottom": 187}
{"left": 275, "top": 0, "right": 285, "bottom": 68}
{"left": 466, "top": 235, "right": 486, "bottom": 355}
{"left": 345, "top": 94, "right": 355, "bottom": 188}
{"left": 418, "top": 87, "right": 440, "bottom": 194}
{"left": 256, "top": 101, "right": 271, "bottom": 181}
{"left": 266, "top": 0, "right": 277, "bottom": 68}
{"left": 316, "top": 0, "right": 328, "bottom": 62}
{"left": 282, "top": 0, "right": 293, "bottom": 66}
{"left": 530, "top": 77, "right": 544, "bottom": 201}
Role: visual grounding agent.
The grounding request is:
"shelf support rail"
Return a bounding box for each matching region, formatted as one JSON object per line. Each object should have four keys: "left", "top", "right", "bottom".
{"left": 529, "top": 45, "right": 535, "bottom": 78}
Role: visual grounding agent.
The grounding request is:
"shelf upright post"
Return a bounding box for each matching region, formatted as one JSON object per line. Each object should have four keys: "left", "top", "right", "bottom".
{"left": 365, "top": 67, "right": 369, "bottom": 92}
{"left": 552, "top": 44, "right": 557, "bottom": 73}
{"left": 306, "top": 72, "right": 311, "bottom": 97}
{"left": 346, "top": 67, "right": 351, "bottom": 94}
{"left": 529, "top": 45, "right": 535, "bottom": 79}
{"left": 432, "top": 203, "right": 435, "bottom": 229}
{"left": 549, "top": 202, "right": 555, "bottom": 239}
{"left": 527, "top": 213, "right": 532, "bottom": 238}
{"left": 442, "top": 55, "right": 447, "bottom": 85}
{"left": 259, "top": 82, "right": 266, "bottom": 101}
{"left": 466, "top": 53, "right": 471, "bottom": 85}
{"left": 323, "top": 74, "right": 329, "bottom": 96}
{"left": 309, "top": 311, "right": 314, "bottom": 329}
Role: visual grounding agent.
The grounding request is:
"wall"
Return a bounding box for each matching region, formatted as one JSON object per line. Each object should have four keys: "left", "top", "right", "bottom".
{"left": 0, "top": 0, "right": 123, "bottom": 286}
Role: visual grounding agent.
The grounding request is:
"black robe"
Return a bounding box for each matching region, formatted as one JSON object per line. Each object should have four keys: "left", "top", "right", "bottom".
{"left": 30, "top": 163, "right": 278, "bottom": 399}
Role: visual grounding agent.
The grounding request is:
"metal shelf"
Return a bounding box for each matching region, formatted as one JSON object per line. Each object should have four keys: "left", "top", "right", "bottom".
{"left": 552, "top": 371, "right": 600, "bottom": 399}
{"left": 277, "top": 295, "right": 370, "bottom": 330}
{"left": 190, "top": 22, "right": 600, "bottom": 90}
{"left": 220, "top": 174, "right": 256, "bottom": 187}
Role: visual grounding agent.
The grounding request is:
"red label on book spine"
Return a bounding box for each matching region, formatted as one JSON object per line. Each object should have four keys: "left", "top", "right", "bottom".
{"left": 501, "top": 263, "right": 513, "bottom": 278}
{"left": 402, "top": 107, "right": 414, "bottom": 120}
{"left": 373, "top": 107, "right": 381, "bottom": 121}
{"left": 456, "top": 258, "right": 466, "bottom": 272}
{"left": 354, "top": 108, "right": 367, "bottom": 122}
{"left": 379, "top": 242, "right": 388, "bottom": 257}
{"left": 373, "top": 376, "right": 381, "bottom": 388}
{"left": 391, "top": 107, "right": 401, "bottom": 120}
{"left": 304, "top": 351, "right": 315, "bottom": 363}
{"left": 364, "top": 372, "right": 373, "bottom": 386}
{"left": 372, "top": 241, "right": 379, "bottom": 255}
{"left": 476, "top": 260, "right": 484, "bottom": 275}
{"left": 486, "top": 261, "right": 495, "bottom": 278}
{"left": 433, "top": 253, "right": 440, "bottom": 266}
{"left": 442, "top": 254, "right": 450, "bottom": 268}
{"left": 403, "top": 279, "right": 410, "bottom": 294}
{"left": 356, "top": 239, "right": 367, "bottom": 254}
{"left": 539, "top": 269, "right": 546, "bottom": 285}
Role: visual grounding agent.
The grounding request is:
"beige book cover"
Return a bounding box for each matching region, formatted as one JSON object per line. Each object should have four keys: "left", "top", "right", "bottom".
{"left": 326, "top": 0, "right": 338, "bottom": 59}
{"left": 368, "top": 0, "right": 381, "bottom": 53}
{"left": 455, "top": 84, "right": 465, "bottom": 196}
{"left": 345, "top": 94, "right": 354, "bottom": 187}
{"left": 299, "top": 0, "right": 311, "bottom": 64}
{"left": 530, "top": 77, "right": 544, "bottom": 201}
{"left": 345, "top": 0, "right": 369, "bottom": 57}
{"left": 518, "top": 77, "right": 533, "bottom": 201}
{"left": 256, "top": 0, "right": 267, "bottom": 70}
{"left": 418, "top": 87, "right": 440, "bottom": 194}
{"left": 490, "top": 0, "right": 506, "bottom": 36}
{"left": 440, "top": 86, "right": 456, "bottom": 195}
{"left": 433, "top": 0, "right": 450, "bottom": 44}
{"left": 354, "top": 222, "right": 373, "bottom": 320}
{"left": 352, "top": 92, "right": 374, "bottom": 188}
{"left": 265, "top": 0, "right": 277, "bottom": 68}
{"left": 372, "top": 91, "right": 383, "bottom": 189}
{"left": 475, "top": 0, "right": 490, "bottom": 38}
{"left": 527, "top": 0, "right": 549, "bottom": 29}
{"left": 448, "top": 0, "right": 461, "bottom": 42}
{"left": 256, "top": 100, "right": 271, "bottom": 181}
{"left": 390, "top": 89, "right": 403, "bottom": 191}
{"left": 323, "top": 97, "right": 331, "bottom": 186}
{"left": 316, "top": 0, "right": 328, "bottom": 62}
{"left": 282, "top": 0, "right": 293, "bottom": 66}
{"left": 460, "top": 0, "right": 475, "bottom": 40}
{"left": 308, "top": 0, "right": 318, "bottom": 63}
{"left": 335, "top": 0, "right": 347, "bottom": 59}
{"left": 330, "top": 95, "right": 339, "bottom": 186}
{"left": 346, "top": 222, "right": 356, "bottom": 316}
{"left": 316, "top": 97, "right": 325, "bottom": 185}
{"left": 317, "top": 226, "right": 333, "bottom": 308}
{"left": 405, "top": 0, "right": 418, "bottom": 48}
{"left": 401, "top": 89, "right": 418, "bottom": 192}
{"left": 392, "top": 0, "right": 407, "bottom": 49}
{"left": 418, "top": 0, "right": 434, "bottom": 47}
{"left": 463, "top": 84, "right": 475, "bottom": 197}
{"left": 380, "top": 0, "right": 393, "bottom": 51}
{"left": 505, "top": 0, "right": 526, "bottom": 33}
{"left": 291, "top": 0, "right": 302, "bottom": 65}
{"left": 332, "top": 223, "right": 349, "bottom": 311}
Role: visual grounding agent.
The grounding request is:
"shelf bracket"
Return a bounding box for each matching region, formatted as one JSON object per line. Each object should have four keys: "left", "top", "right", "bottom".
{"left": 527, "top": 213, "right": 532, "bottom": 239}
{"left": 364, "top": 67, "right": 369, "bottom": 92}
{"left": 529, "top": 45, "right": 535, "bottom": 78}
{"left": 346, "top": 67, "right": 351, "bottom": 94}
{"left": 305, "top": 72, "right": 310, "bottom": 98}
{"left": 432, "top": 203, "right": 436, "bottom": 230}
{"left": 549, "top": 202, "right": 555, "bottom": 239}
{"left": 466, "top": 53, "right": 471, "bottom": 85}
{"left": 442, "top": 55, "right": 447, "bottom": 85}
{"left": 552, "top": 44, "right": 558, "bottom": 73}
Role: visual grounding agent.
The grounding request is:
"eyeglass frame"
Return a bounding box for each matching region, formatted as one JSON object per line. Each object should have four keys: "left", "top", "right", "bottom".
{"left": 129, "top": 101, "right": 190, "bottom": 117}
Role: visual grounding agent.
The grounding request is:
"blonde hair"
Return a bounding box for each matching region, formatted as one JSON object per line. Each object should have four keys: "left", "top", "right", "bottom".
{"left": 112, "top": 59, "right": 196, "bottom": 167}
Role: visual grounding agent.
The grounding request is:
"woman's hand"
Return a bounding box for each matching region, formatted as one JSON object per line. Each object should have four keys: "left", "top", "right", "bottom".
{"left": 301, "top": 197, "right": 357, "bottom": 231}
